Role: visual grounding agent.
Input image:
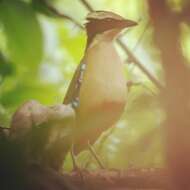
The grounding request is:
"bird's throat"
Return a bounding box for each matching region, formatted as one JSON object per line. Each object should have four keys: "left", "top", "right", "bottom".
{"left": 86, "top": 29, "right": 121, "bottom": 50}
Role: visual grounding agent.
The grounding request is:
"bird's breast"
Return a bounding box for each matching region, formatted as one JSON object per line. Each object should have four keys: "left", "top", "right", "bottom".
{"left": 79, "top": 39, "right": 127, "bottom": 115}
{"left": 74, "top": 39, "right": 127, "bottom": 152}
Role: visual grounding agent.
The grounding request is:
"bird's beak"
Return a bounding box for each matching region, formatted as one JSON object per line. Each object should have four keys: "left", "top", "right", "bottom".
{"left": 119, "top": 19, "right": 138, "bottom": 28}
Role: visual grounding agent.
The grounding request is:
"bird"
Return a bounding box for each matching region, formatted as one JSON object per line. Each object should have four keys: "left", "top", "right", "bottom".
{"left": 63, "top": 10, "right": 137, "bottom": 167}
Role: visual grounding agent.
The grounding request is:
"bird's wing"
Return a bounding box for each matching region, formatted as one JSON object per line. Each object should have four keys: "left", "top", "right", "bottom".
{"left": 63, "top": 59, "right": 85, "bottom": 106}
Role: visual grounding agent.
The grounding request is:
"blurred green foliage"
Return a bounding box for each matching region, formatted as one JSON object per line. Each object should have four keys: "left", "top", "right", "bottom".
{"left": 0, "top": 0, "right": 43, "bottom": 68}
{"left": 1, "top": 0, "right": 188, "bottom": 170}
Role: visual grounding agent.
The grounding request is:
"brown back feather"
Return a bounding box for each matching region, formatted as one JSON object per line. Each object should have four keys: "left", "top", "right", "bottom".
{"left": 63, "top": 60, "right": 84, "bottom": 105}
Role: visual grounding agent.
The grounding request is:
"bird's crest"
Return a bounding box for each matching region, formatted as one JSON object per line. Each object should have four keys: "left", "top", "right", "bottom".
{"left": 86, "top": 11, "right": 124, "bottom": 21}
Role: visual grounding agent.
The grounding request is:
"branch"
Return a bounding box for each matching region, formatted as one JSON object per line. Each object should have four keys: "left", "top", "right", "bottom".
{"left": 132, "top": 21, "right": 150, "bottom": 51}
{"left": 80, "top": 0, "right": 93, "bottom": 12}
{"left": 40, "top": 0, "right": 83, "bottom": 29}
{"left": 78, "top": 0, "right": 164, "bottom": 91}
{"left": 27, "top": 165, "right": 169, "bottom": 190}
{"left": 0, "top": 126, "right": 10, "bottom": 138}
{"left": 117, "top": 39, "right": 163, "bottom": 90}
{"left": 67, "top": 169, "right": 169, "bottom": 189}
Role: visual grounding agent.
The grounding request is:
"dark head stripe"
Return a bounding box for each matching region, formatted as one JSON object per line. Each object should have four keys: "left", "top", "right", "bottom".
{"left": 87, "top": 11, "right": 124, "bottom": 21}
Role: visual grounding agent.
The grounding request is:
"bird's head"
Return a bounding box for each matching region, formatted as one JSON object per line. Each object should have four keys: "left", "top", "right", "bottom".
{"left": 85, "top": 11, "right": 137, "bottom": 43}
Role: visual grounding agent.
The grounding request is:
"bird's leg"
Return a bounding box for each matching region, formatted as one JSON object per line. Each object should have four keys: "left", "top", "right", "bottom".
{"left": 87, "top": 143, "right": 123, "bottom": 180}
{"left": 87, "top": 141, "right": 105, "bottom": 169}
{"left": 71, "top": 144, "right": 88, "bottom": 188}
{"left": 71, "top": 143, "right": 80, "bottom": 171}
{"left": 87, "top": 144, "right": 123, "bottom": 184}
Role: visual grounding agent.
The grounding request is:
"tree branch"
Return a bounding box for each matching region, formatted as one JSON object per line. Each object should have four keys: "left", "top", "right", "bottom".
{"left": 80, "top": 0, "right": 93, "bottom": 12}
{"left": 117, "top": 39, "right": 163, "bottom": 90}
{"left": 40, "top": 0, "right": 83, "bottom": 29}
{"left": 28, "top": 165, "right": 169, "bottom": 190}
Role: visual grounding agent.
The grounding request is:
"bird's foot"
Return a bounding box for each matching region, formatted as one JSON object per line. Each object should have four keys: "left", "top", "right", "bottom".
{"left": 72, "top": 166, "right": 90, "bottom": 189}
{"left": 72, "top": 166, "right": 89, "bottom": 176}
{"left": 70, "top": 148, "right": 89, "bottom": 186}
{"left": 108, "top": 168, "right": 122, "bottom": 177}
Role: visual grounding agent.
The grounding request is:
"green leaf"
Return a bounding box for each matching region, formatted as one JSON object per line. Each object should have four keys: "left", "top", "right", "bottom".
{"left": 0, "top": 0, "right": 43, "bottom": 66}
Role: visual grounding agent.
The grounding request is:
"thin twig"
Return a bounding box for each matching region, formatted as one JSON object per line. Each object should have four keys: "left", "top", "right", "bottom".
{"left": 117, "top": 39, "right": 163, "bottom": 90}
{"left": 80, "top": 0, "right": 93, "bottom": 12}
{"left": 78, "top": 0, "right": 164, "bottom": 91}
{"left": 132, "top": 21, "right": 150, "bottom": 51}
{"left": 122, "top": 21, "right": 159, "bottom": 97}
{"left": 41, "top": 0, "right": 83, "bottom": 29}
{"left": 66, "top": 168, "right": 169, "bottom": 189}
